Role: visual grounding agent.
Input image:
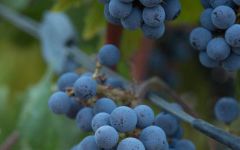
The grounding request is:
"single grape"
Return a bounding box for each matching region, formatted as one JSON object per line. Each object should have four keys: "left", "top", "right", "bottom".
{"left": 199, "top": 51, "right": 219, "bottom": 68}
{"left": 117, "top": 137, "right": 145, "bottom": 150}
{"left": 142, "top": 23, "right": 165, "bottom": 39}
{"left": 57, "top": 72, "right": 79, "bottom": 91}
{"left": 143, "top": 5, "right": 166, "bottom": 27}
{"left": 91, "top": 112, "right": 110, "bottom": 132}
{"left": 98, "top": 44, "right": 120, "bottom": 67}
{"left": 200, "top": 8, "right": 216, "bottom": 31}
{"left": 48, "top": 91, "right": 71, "bottom": 115}
{"left": 139, "top": 0, "right": 161, "bottom": 7}
{"left": 225, "top": 24, "right": 240, "bottom": 47}
{"left": 189, "top": 27, "right": 212, "bottom": 50}
{"left": 162, "top": 0, "right": 181, "bottom": 20}
{"left": 140, "top": 126, "right": 169, "bottom": 150}
{"left": 105, "top": 77, "right": 125, "bottom": 89}
{"left": 109, "top": 0, "right": 132, "bottom": 19}
{"left": 209, "top": 0, "right": 236, "bottom": 8}
{"left": 66, "top": 97, "right": 83, "bottom": 119}
{"left": 93, "top": 97, "right": 117, "bottom": 114}
{"left": 110, "top": 106, "right": 137, "bottom": 132}
{"left": 104, "top": 4, "right": 121, "bottom": 25}
{"left": 155, "top": 113, "right": 180, "bottom": 137}
{"left": 214, "top": 97, "right": 239, "bottom": 124}
{"left": 211, "top": 6, "right": 236, "bottom": 29}
{"left": 121, "top": 7, "right": 142, "bottom": 30}
{"left": 222, "top": 53, "right": 240, "bottom": 71}
{"left": 95, "top": 125, "right": 119, "bottom": 149}
{"left": 174, "top": 139, "right": 196, "bottom": 150}
{"left": 76, "top": 107, "right": 94, "bottom": 131}
{"left": 73, "top": 76, "right": 97, "bottom": 100}
{"left": 134, "top": 105, "right": 154, "bottom": 128}
{"left": 206, "top": 37, "right": 231, "bottom": 61}
{"left": 78, "top": 135, "right": 100, "bottom": 150}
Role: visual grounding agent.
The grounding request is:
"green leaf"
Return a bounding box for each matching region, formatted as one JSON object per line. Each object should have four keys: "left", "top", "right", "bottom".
{"left": 17, "top": 69, "right": 53, "bottom": 146}
{"left": 17, "top": 69, "right": 83, "bottom": 150}
{"left": 0, "top": 85, "right": 9, "bottom": 112}
{"left": 171, "top": 0, "right": 203, "bottom": 25}
{"left": 82, "top": 3, "right": 106, "bottom": 40}
{"left": 52, "top": 0, "right": 82, "bottom": 11}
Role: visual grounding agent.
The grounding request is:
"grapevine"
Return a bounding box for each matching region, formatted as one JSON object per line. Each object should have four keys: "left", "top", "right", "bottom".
{"left": 0, "top": 1, "right": 240, "bottom": 150}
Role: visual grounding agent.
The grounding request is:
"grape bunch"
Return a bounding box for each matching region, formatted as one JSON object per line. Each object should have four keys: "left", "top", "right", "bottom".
{"left": 47, "top": 44, "right": 195, "bottom": 150}
{"left": 99, "top": 0, "right": 181, "bottom": 39}
{"left": 190, "top": 0, "right": 240, "bottom": 71}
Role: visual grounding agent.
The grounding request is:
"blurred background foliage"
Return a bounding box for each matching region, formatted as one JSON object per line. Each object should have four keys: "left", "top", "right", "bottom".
{"left": 0, "top": 0, "right": 238, "bottom": 150}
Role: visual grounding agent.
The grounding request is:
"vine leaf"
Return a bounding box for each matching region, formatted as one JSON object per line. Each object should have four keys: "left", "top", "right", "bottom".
{"left": 17, "top": 69, "right": 81, "bottom": 150}
{"left": 52, "top": 0, "right": 82, "bottom": 11}
{"left": 82, "top": 3, "right": 105, "bottom": 40}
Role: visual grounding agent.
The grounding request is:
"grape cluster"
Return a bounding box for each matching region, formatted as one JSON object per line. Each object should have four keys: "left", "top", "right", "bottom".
{"left": 48, "top": 44, "right": 195, "bottom": 150}
{"left": 99, "top": 0, "right": 181, "bottom": 39}
{"left": 214, "top": 97, "right": 239, "bottom": 124}
{"left": 190, "top": 0, "right": 240, "bottom": 71}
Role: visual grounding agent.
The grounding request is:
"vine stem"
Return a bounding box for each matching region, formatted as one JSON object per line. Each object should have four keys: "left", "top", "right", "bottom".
{"left": 0, "top": 131, "right": 19, "bottom": 150}
{"left": 131, "top": 37, "right": 154, "bottom": 81}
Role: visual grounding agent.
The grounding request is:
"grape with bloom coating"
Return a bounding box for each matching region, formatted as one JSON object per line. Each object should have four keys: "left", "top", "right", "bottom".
{"left": 91, "top": 112, "right": 110, "bottom": 132}
{"left": 110, "top": 106, "right": 137, "bottom": 132}
{"left": 134, "top": 105, "right": 154, "bottom": 128}
{"left": 76, "top": 107, "right": 94, "bottom": 131}
{"left": 95, "top": 125, "right": 119, "bottom": 149}
{"left": 48, "top": 91, "right": 71, "bottom": 115}
{"left": 98, "top": 44, "right": 120, "bottom": 67}
{"left": 140, "top": 126, "right": 169, "bottom": 150}
{"left": 190, "top": 27, "right": 212, "bottom": 50}
{"left": 57, "top": 72, "right": 79, "bottom": 91}
{"left": 93, "top": 97, "right": 117, "bottom": 114}
{"left": 117, "top": 138, "right": 145, "bottom": 150}
{"left": 73, "top": 76, "right": 97, "bottom": 100}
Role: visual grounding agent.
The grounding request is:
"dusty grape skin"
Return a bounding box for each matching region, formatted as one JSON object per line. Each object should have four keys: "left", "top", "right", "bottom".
{"left": 109, "top": 0, "right": 132, "bottom": 19}
{"left": 76, "top": 107, "right": 94, "bottom": 132}
{"left": 93, "top": 97, "right": 117, "bottom": 114}
{"left": 189, "top": 27, "right": 212, "bottom": 50}
{"left": 211, "top": 6, "right": 236, "bottom": 29}
{"left": 110, "top": 106, "right": 137, "bottom": 132}
{"left": 91, "top": 112, "right": 110, "bottom": 132}
{"left": 225, "top": 24, "right": 240, "bottom": 47}
{"left": 73, "top": 76, "right": 97, "bottom": 100}
{"left": 140, "top": 126, "right": 169, "bottom": 150}
{"left": 95, "top": 125, "right": 119, "bottom": 149}
{"left": 48, "top": 91, "right": 71, "bottom": 115}
{"left": 134, "top": 105, "right": 155, "bottom": 128}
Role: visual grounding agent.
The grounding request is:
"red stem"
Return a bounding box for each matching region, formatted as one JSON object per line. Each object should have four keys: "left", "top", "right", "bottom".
{"left": 131, "top": 37, "right": 155, "bottom": 82}
{"left": 105, "top": 23, "right": 123, "bottom": 47}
